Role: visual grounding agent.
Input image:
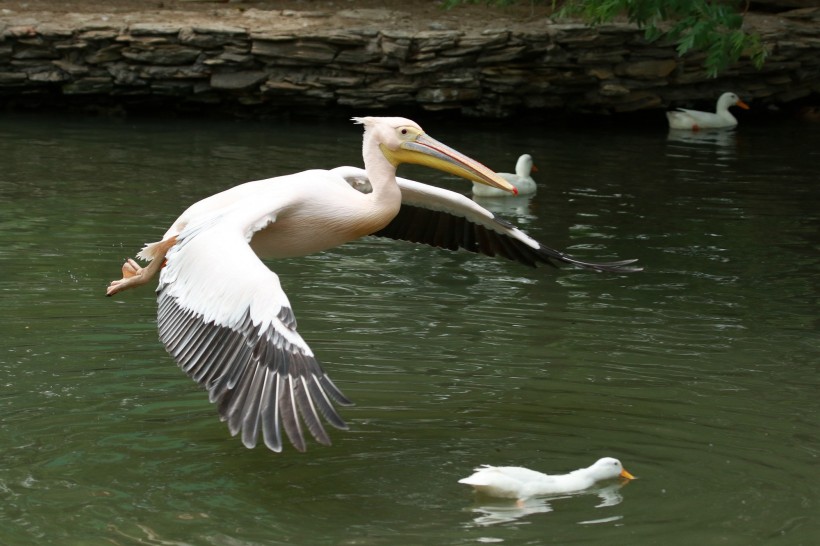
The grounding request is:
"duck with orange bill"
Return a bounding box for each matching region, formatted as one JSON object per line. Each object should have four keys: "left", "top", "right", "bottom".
{"left": 666, "top": 92, "right": 750, "bottom": 130}
{"left": 459, "top": 457, "right": 635, "bottom": 500}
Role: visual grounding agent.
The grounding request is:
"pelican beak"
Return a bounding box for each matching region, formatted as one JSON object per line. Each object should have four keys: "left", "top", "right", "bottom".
{"left": 620, "top": 469, "right": 635, "bottom": 480}
{"left": 736, "top": 99, "right": 750, "bottom": 110}
{"left": 382, "top": 133, "right": 518, "bottom": 195}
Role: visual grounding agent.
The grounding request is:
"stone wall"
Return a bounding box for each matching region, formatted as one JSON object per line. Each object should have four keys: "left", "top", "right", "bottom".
{"left": 1, "top": 6, "right": 818, "bottom": 118}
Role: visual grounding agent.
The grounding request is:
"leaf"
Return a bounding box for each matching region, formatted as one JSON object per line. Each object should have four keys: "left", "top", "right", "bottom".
{"left": 452, "top": 0, "right": 767, "bottom": 77}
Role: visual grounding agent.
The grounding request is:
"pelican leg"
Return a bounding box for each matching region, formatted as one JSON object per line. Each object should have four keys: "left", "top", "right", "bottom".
{"left": 120, "top": 257, "right": 142, "bottom": 279}
{"left": 106, "top": 237, "right": 177, "bottom": 296}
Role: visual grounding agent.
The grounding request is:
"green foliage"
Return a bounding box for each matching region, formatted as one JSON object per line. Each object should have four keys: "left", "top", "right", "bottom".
{"left": 444, "top": 0, "right": 767, "bottom": 77}
{"left": 443, "top": 0, "right": 518, "bottom": 6}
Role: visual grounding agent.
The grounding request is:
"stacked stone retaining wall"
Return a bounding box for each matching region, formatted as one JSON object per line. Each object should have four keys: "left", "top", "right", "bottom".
{"left": 1, "top": 6, "right": 818, "bottom": 118}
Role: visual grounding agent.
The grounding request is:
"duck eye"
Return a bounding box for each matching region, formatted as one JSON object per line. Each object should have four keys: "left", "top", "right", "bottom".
{"left": 401, "top": 128, "right": 408, "bottom": 135}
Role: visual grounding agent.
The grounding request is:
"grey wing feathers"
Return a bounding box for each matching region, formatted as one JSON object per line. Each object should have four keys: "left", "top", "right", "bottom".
{"left": 157, "top": 289, "right": 352, "bottom": 452}
{"left": 155, "top": 210, "right": 353, "bottom": 453}
{"left": 372, "top": 205, "right": 641, "bottom": 273}
{"left": 336, "top": 167, "right": 640, "bottom": 273}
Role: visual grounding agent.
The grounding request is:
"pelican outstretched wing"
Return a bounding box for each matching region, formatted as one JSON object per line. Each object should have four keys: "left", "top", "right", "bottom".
{"left": 156, "top": 207, "right": 351, "bottom": 453}
{"left": 332, "top": 167, "right": 641, "bottom": 273}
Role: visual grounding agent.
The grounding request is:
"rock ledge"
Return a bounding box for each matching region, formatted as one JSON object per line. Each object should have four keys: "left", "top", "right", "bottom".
{"left": 1, "top": 3, "right": 818, "bottom": 118}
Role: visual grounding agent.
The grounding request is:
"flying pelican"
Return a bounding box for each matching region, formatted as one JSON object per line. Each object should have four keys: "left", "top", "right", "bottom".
{"left": 472, "top": 153, "right": 538, "bottom": 197}
{"left": 107, "top": 117, "right": 640, "bottom": 453}
{"left": 666, "top": 92, "right": 750, "bottom": 130}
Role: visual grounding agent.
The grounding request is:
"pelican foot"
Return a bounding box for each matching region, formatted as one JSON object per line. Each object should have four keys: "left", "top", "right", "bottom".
{"left": 106, "top": 258, "right": 148, "bottom": 296}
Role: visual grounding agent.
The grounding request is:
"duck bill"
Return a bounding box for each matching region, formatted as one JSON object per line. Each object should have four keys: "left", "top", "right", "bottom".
{"left": 736, "top": 100, "right": 750, "bottom": 110}
{"left": 381, "top": 134, "right": 518, "bottom": 195}
{"left": 620, "top": 469, "right": 635, "bottom": 480}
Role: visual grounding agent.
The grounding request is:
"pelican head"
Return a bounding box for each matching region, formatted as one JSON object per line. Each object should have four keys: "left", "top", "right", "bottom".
{"left": 353, "top": 116, "right": 517, "bottom": 195}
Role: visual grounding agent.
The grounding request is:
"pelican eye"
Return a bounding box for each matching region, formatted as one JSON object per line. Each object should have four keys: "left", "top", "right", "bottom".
{"left": 396, "top": 127, "right": 416, "bottom": 141}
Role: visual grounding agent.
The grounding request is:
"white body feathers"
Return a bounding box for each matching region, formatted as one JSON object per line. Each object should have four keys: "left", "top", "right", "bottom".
{"left": 459, "top": 457, "right": 633, "bottom": 500}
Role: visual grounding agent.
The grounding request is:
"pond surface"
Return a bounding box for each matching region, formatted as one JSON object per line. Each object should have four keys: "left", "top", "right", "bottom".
{"left": 0, "top": 112, "right": 818, "bottom": 545}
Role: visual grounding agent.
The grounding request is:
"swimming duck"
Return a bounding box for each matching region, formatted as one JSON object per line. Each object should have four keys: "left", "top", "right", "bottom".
{"left": 666, "top": 92, "right": 750, "bottom": 130}
{"left": 459, "top": 457, "right": 634, "bottom": 500}
{"left": 472, "top": 154, "right": 538, "bottom": 197}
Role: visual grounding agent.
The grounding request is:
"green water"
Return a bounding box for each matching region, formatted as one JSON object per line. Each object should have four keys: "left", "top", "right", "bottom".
{"left": 0, "top": 113, "right": 818, "bottom": 545}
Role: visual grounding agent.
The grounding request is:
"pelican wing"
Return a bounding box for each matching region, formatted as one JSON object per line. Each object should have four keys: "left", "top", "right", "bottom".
{"left": 366, "top": 174, "right": 640, "bottom": 273}
{"left": 156, "top": 207, "right": 351, "bottom": 453}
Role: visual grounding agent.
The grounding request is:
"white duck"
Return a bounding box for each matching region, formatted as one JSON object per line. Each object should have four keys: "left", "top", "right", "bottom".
{"left": 459, "top": 457, "right": 634, "bottom": 500}
{"left": 666, "top": 92, "right": 750, "bottom": 130}
{"left": 472, "top": 154, "right": 538, "bottom": 197}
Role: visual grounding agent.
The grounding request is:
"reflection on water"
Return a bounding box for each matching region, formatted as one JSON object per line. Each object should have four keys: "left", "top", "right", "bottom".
{"left": 467, "top": 497, "right": 555, "bottom": 527}
{"left": 0, "top": 113, "right": 818, "bottom": 545}
{"left": 465, "top": 483, "right": 627, "bottom": 527}
{"left": 666, "top": 127, "right": 737, "bottom": 147}
{"left": 471, "top": 194, "right": 537, "bottom": 223}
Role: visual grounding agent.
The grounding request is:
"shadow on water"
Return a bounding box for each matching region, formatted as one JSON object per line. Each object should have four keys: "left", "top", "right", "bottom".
{"left": 0, "top": 112, "right": 818, "bottom": 545}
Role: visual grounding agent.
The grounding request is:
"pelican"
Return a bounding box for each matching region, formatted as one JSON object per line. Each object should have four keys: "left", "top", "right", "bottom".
{"left": 472, "top": 153, "right": 538, "bottom": 197}
{"left": 666, "top": 92, "right": 750, "bottom": 130}
{"left": 459, "top": 458, "right": 635, "bottom": 500}
{"left": 107, "top": 117, "right": 640, "bottom": 453}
